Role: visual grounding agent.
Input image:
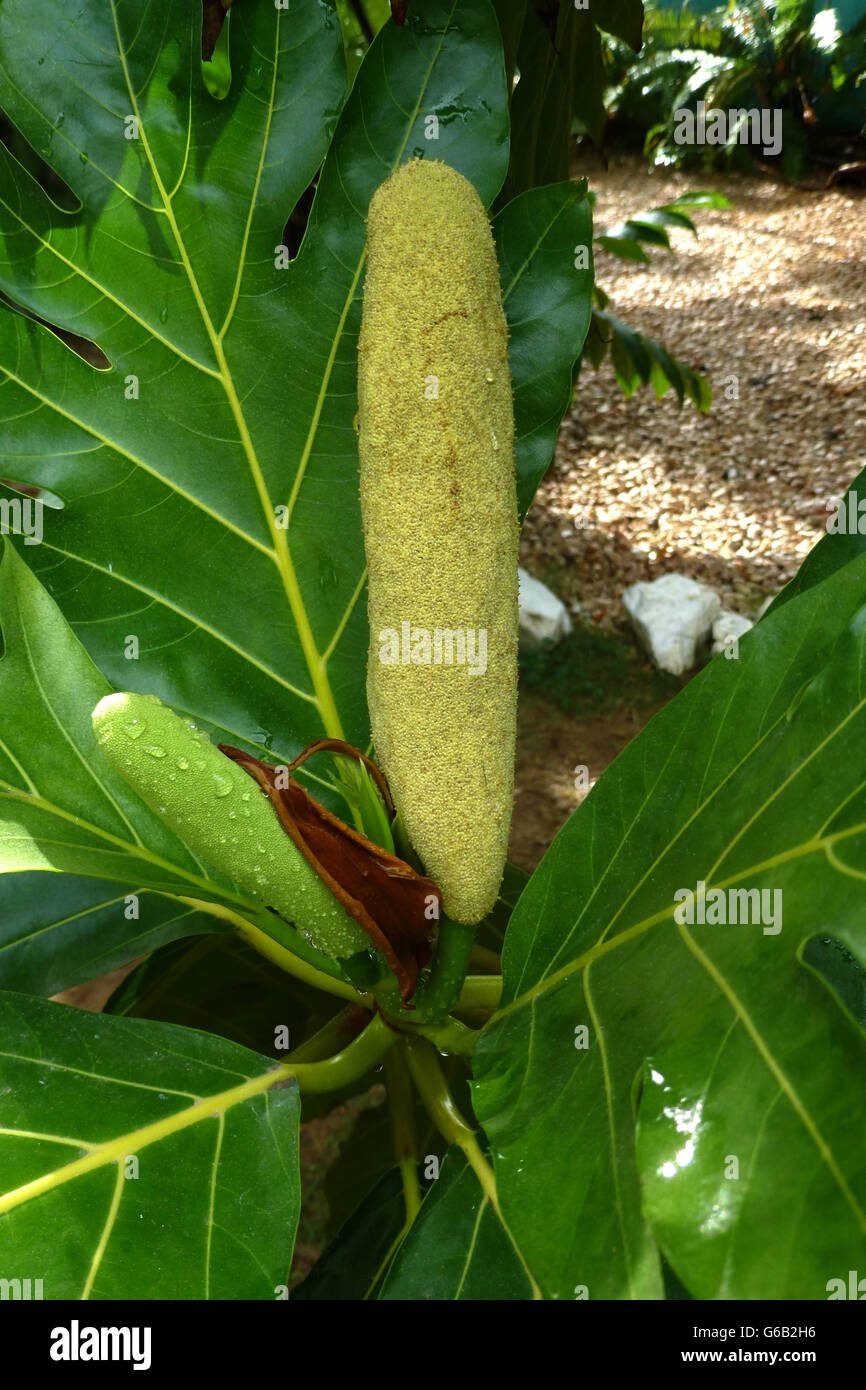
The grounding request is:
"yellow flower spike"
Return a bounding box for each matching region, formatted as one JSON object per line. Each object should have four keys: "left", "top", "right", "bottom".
{"left": 358, "top": 159, "right": 519, "bottom": 925}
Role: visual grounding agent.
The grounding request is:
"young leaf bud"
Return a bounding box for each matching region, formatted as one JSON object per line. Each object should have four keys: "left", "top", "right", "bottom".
{"left": 91, "top": 692, "right": 370, "bottom": 957}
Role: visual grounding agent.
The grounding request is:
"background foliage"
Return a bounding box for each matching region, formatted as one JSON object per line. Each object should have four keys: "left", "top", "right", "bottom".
{"left": 605, "top": 0, "right": 866, "bottom": 176}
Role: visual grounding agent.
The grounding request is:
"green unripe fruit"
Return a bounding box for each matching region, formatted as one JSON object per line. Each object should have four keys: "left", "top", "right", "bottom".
{"left": 358, "top": 158, "right": 519, "bottom": 926}
{"left": 91, "top": 692, "right": 369, "bottom": 958}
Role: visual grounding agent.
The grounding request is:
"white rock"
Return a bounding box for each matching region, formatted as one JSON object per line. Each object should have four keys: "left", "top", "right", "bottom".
{"left": 623, "top": 574, "right": 721, "bottom": 675}
{"left": 756, "top": 593, "right": 777, "bottom": 619}
{"left": 518, "top": 567, "right": 573, "bottom": 646}
{"left": 712, "top": 610, "right": 754, "bottom": 654}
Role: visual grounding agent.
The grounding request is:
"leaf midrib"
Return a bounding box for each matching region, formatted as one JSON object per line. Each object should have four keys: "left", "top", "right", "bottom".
{"left": 0, "top": 776, "right": 258, "bottom": 911}
{"left": 109, "top": 0, "right": 344, "bottom": 739}
{"left": 0, "top": 1058, "right": 294, "bottom": 1216}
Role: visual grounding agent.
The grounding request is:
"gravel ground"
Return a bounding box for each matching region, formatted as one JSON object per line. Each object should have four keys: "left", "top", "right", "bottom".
{"left": 519, "top": 154, "right": 866, "bottom": 630}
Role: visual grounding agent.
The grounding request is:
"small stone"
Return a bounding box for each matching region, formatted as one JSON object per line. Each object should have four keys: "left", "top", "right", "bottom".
{"left": 711, "top": 610, "right": 754, "bottom": 654}
{"left": 623, "top": 574, "right": 721, "bottom": 676}
{"left": 518, "top": 567, "right": 574, "bottom": 647}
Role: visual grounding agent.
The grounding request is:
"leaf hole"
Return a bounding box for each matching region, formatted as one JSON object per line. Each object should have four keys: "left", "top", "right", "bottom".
{"left": 0, "top": 108, "right": 80, "bottom": 214}
{"left": 282, "top": 175, "right": 319, "bottom": 262}
{"left": 0, "top": 291, "right": 111, "bottom": 371}
{"left": 0, "top": 478, "right": 65, "bottom": 510}
{"left": 201, "top": 2, "right": 233, "bottom": 98}
{"left": 801, "top": 934, "right": 866, "bottom": 1029}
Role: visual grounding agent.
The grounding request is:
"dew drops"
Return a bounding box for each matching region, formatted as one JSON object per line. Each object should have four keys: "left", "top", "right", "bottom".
{"left": 211, "top": 772, "right": 232, "bottom": 798}
{"left": 142, "top": 744, "right": 166, "bottom": 758}
{"left": 490, "top": 430, "right": 499, "bottom": 450}
{"left": 484, "top": 367, "right": 494, "bottom": 383}
{"left": 124, "top": 719, "right": 146, "bottom": 740}
{"left": 159, "top": 306, "right": 169, "bottom": 324}
{"left": 176, "top": 757, "right": 189, "bottom": 771}
{"left": 228, "top": 811, "right": 236, "bottom": 820}
{"left": 241, "top": 791, "right": 251, "bottom": 802}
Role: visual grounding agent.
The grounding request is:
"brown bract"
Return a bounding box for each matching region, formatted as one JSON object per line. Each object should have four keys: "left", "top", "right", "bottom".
{"left": 219, "top": 740, "right": 439, "bottom": 1003}
{"left": 201, "top": 0, "right": 231, "bottom": 61}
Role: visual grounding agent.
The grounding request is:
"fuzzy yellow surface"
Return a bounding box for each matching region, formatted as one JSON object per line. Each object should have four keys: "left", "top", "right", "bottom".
{"left": 358, "top": 159, "right": 519, "bottom": 925}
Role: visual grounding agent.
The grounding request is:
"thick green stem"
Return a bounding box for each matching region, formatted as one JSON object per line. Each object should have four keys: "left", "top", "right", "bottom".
{"left": 406, "top": 1017, "right": 479, "bottom": 1055}
{"left": 286, "top": 1003, "right": 370, "bottom": 1064}
{"left": 376, "top": 916, "right": 477, "bottom": 1024}
{"left": 384, "top": 1045, "right": 421, "bottom": 1223}
{"left": 456, "top": 973, "right": 502, "bottom": 1012}
{"left": 469, "top": 943, "right": 502, "bottom": 973}
{"left": 179, "top": 897, "right": 368, "bottom": 1004}
{"left": 416, "top": 916, "right": 476, "bottom": 1018}
{"left": 289, "top": 1012, "right": 396, "bottom": 1094}
{"left": 450, "top": 1005, "right": 494, "bottom": 1027}
{"left": 364, "top": 1222, "right": 409, "bottom": 1300}
{"left": 405, "top": 1038, "right": 544, "bottom": 1300}
{"left": 405, "top": 1038, "right": 497, "bottom": 1207}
